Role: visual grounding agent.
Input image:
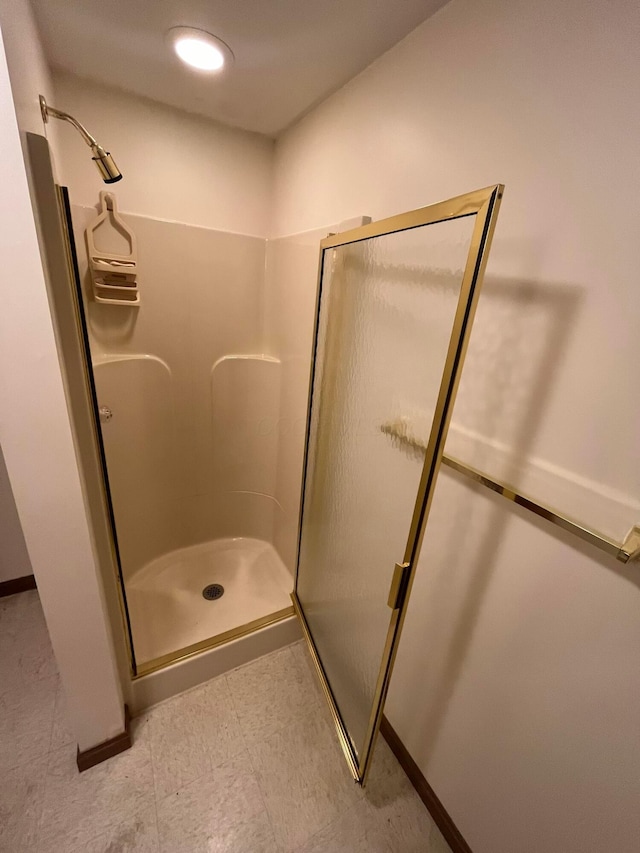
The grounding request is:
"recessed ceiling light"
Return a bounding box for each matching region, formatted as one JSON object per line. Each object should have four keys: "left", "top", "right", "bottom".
{"left": 167, "top": 27, "right": 233, "bottom": 73}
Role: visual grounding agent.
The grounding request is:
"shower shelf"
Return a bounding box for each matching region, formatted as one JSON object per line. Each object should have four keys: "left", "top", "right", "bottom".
{"left": 85, "top": 191, "right": 140, "bottom": 306}
{"left": 380, "top": 420, "right": 640, "bottom": 565}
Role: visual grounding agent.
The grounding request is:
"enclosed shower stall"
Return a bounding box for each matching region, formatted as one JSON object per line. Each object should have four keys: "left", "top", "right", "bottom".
{"left": 69, "top": 194, "right": 294, "bottom": 669}
{"left": 29, "top": 91, "right": 513, "bottom": 782}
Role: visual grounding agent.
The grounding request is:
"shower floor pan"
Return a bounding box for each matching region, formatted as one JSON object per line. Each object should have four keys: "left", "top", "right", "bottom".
{"left": 126, "top": 537, "right": 293, "bottom": 670}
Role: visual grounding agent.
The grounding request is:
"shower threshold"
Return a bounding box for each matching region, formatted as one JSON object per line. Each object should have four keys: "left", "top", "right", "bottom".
{"left": 126, "top": 537, "right": 293, "bottom": 675}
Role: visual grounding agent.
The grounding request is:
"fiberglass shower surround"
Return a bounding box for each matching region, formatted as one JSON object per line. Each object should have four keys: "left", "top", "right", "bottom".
{"left": 72, "top": 194, "right": 293, "bottom": 671}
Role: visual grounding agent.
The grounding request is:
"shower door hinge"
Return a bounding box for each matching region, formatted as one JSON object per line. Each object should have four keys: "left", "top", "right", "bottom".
{"left": 387, "top": 562, "right": 411, "bottom": 611}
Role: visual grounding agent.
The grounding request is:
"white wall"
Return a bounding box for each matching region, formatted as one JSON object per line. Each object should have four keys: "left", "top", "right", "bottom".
{"left": 53, "top": 72, "right": 274, "bottom": 237}
{"left": 0, "top": 0, "right": 54, "bottom": 584}
{"left": 0, "top": 24, "right": 125, "bottom": 750}
{"left": 0, "top": 444, "right": 32, "bottom": 582}
{"left": 271, "top": 0, "right": 640, "bottom": 850}
{"left": 0, "top": 0, "right": 56, "bottom": 140}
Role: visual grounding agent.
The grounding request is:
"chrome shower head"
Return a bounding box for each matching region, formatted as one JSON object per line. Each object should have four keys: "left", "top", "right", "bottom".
{"left": 39, "top": 95, "right": 122, "bottom": 184}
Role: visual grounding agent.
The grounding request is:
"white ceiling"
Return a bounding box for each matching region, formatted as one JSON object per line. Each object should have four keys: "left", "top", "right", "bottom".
{"left": 31, "top": 0, "right": 448, "bottom": 137}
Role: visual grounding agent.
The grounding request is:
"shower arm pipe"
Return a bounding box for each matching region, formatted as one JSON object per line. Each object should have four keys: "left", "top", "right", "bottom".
{"left": 40, "top": 95, "right": 99, "bottom": 149}
{"left": 39, "top": 95, "right": 122, "bottom": 183}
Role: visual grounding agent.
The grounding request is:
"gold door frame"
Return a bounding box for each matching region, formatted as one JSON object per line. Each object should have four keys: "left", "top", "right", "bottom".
{"left": 292, "top": 184, "right": 504, "bottom": 784}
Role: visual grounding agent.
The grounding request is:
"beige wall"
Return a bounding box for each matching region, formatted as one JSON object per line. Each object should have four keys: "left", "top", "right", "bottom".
{"left": 0, "top": 444, "right": 32, "bottom": 582}
{"left": 53, "top": 72, "right": 274, "bottom": 237}
{"left": 264, "top": 228, "right": 328, "bottom": 573}
{"left": 271, "top": 0, "right": 640, "bottom": 850}
{"left": 0, "top": 25, "right": 125, "bottom": 750}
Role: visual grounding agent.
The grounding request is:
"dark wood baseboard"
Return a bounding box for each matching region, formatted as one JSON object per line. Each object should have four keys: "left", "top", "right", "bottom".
{"left": 77, "top": 705, "right": 131, "bottom": 772}
{"left": 0, "top": 574, "right": 37, "bottom": 598}
{"left": 381, "top": 715, "right": 472, "bottom": 853}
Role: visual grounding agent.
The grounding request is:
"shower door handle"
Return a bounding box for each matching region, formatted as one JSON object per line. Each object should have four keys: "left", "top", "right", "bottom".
{"left": 387, "top": 562, "right": 411, "bottom": 610}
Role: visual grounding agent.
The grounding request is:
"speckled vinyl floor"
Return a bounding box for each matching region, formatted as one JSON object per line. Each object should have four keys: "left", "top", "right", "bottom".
{"left": 0, "top": 590, "right": 451, "bottom": 852}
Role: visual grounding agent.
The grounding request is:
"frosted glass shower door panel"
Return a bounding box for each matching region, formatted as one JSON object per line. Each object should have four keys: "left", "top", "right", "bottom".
{"left": 294, "top": 187, "right": 503, "bottom": 783}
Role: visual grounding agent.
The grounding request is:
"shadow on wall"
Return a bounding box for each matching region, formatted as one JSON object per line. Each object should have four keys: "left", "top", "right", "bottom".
{"left": 395, "top": 268, "right": 598, "bottom": 760}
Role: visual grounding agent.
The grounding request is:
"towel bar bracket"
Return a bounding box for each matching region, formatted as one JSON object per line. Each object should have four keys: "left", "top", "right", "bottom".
{"left": 619, "top": 525, "right": 640, "bottom": 564}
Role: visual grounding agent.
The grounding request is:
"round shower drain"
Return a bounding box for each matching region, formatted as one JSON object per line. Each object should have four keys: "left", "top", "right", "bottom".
{"left": 202, "top": 583, "right": 225, "bottom": 601}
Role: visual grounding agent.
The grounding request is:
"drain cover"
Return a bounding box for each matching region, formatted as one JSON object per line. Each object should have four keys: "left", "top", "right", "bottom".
{"left": 202, "top": 583, "right": 224, "bottom": 601}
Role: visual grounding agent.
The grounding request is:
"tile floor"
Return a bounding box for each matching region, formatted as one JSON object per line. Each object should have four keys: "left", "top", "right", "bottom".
{"left": 0, "top": 590, "right": 451, "bottom": 852}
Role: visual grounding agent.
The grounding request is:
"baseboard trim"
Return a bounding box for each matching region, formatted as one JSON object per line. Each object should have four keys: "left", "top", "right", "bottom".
{"left": 381, "top": 716, "right": 473, "bottom": 853}
{"left": 77, "top": 705, "right": 131, "bottom": 772}
{"left": 0, "top": 574, "right": 37, "bottom": 598}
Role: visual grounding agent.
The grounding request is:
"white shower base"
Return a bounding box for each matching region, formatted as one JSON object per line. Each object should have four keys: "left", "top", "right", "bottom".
{"left": 126, "top": 537, "right": 293, "bottom": 666}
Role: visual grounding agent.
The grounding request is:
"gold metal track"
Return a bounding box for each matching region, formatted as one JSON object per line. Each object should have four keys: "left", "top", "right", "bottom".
{"left": 290, "top": 593, "right": 360, "bottom": 781}
{"left": 135, "top": 606, "right": 295, "bottom": 678}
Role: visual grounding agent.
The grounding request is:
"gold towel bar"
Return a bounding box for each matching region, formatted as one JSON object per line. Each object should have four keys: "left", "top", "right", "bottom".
{"left": 380, "top": 423, "right": 640, "bottom": 564}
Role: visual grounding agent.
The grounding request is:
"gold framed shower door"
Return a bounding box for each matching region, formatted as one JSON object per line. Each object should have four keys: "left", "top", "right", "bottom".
{"left": 292, "top": 184, "right": 504, "bottom": 785}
